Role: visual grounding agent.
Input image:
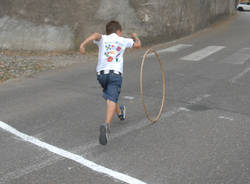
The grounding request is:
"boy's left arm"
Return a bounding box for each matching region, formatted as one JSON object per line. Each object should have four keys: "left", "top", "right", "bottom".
{"left": 80, "top": 32, "right": 102, "bottom": 54}
{"left": 131, "top": 33, "right": 142, "bottom": 48}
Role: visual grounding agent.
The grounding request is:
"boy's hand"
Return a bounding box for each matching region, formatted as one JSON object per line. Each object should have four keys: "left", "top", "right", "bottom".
{"left": 131, "top": 33, "right": 138, "bottom": 39}
{"left": 131, "top": 33, "right": 141, "bottom": 48}
{"left": 79, "top": 32, "right": 101, "bottom": 55}
{"left": 80, "top": 46, "right": 86, "bottom": 55}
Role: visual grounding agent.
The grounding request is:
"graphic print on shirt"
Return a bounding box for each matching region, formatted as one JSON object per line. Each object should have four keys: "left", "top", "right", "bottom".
{"left": 104, "top": 42, "right": 122, "bottom": 63}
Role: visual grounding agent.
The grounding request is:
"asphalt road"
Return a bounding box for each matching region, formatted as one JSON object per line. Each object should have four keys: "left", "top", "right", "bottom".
{"left": 1, "top": 12, "right": 250, "bottom": 184}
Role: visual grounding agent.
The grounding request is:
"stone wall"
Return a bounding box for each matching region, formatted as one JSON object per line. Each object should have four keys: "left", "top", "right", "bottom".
{"left": 0, "top": 0, "right": 235, "bottom": 51}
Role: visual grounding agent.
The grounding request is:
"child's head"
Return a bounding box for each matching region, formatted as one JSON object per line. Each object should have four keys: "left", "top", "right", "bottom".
{"left": 106, "top": 20, "right": 122, "bottom": 35}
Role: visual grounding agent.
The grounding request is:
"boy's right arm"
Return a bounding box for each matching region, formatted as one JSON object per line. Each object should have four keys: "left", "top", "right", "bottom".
{"left": 80, "top": 32, "right": 102, "bottom": 54}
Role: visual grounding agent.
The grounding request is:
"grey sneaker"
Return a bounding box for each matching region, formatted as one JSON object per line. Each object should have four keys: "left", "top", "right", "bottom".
{"left": 118, "top": 105, "right": 126, "bottom": 121}
{"left": 99, "top": 123, "right": 110, "bottom": 145}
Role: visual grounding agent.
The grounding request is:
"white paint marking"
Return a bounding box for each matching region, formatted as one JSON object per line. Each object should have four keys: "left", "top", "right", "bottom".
{"left": 159, "top": 107, "right": 191, "bottom": 121}
{"left": 218, "top": 116, "right": 234, "bottom": 121}
{"left": 0, "top": 106, "right": 185, "bottom": 183}
{"left": 0, "top": 121, "right": 147, "bottom": 184}
{"left": 111, "top": 107, "right": 191, "bottom": 140}
{"left": 188, "top": 94, "right": 211, "bottom": 104}
{"left": 1, "top": 106, "right": 189, "bottom": 183}
{"left": 0, "top": 105, "right": 194, "bottom": 182}
{"left": 230, "top": 67, "right": 250, "bottom": 83}
{"left": 0, "top": 95, "right": 210, "bottom": 183}
{"left": 123, "top": 96, "right": 135, "bottom": 100}
{"left": 178, "top": 107, "right": 191, "bottom": 112}
{"left": 181, "top": 46, "right": 225, "bottom": 61}
{"left": 147, "top": 44, "right": 192, "bottom": 57}
{"left": 221, "top": 48, "right": 250, "bottom": 65}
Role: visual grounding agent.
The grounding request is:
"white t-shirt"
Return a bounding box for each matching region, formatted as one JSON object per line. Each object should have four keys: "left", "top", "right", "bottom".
{"left": 93, "top": 33, "right": 134, "bottom": 74}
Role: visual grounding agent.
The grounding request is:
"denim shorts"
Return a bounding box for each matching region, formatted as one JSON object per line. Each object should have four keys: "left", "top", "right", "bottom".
{"left": 97, "top": 73, "right": 122, "bottom": 103}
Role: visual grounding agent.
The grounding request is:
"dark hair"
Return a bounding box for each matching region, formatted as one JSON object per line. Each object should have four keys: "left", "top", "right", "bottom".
{"left": 106, "top": 20, "right": 122, "bottom": 35}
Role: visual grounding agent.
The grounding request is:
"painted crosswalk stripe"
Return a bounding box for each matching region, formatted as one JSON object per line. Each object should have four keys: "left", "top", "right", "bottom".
{"left": 221, "top": 48, "right": 250, "bottom": 65}
{"left": 181, "top": 46, "right": 225, "bottom": 61}
{"left": 148, "top": 44, "right": 192, "bottom": 56}
{"left": 0, "top": 120, "right": 147, "bottom": 184}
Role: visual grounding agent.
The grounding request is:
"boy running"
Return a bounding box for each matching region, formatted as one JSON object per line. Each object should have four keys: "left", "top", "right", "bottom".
{"left": 80, "top": 20, "right": 141, "bottom": 145}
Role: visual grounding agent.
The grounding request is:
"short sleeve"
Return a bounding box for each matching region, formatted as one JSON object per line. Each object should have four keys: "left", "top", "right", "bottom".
{"left": 93, "top": 39, "right": 100, "bottom": 46}
{"left": 124, "top": 38, "right": 134, "bottom": 48}
{"left": 93, "top": 35, "right": 103, "bottom": 46}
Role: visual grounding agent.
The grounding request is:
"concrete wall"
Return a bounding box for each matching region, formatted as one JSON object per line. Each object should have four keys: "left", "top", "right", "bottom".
{"left": 0, "top": 0, "right": 235, "bottom": 51}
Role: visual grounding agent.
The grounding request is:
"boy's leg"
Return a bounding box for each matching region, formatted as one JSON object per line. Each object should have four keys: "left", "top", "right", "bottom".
{"left": 116, "top": 103, "right": 121, "bottom": 116}
{"left": 105, "top": 99, "right": 117, "bottom": 124}
{"left": 99, "top": 99, "right": 114, "bottom": 145}
{"left": 100, "top": 99, "right": 126, "bottom": 145}
{"left": 99, "top": 99, "right": 115, "bottom": 145}
{"left": 106, "top": 101, "right": 126, "bottom": 122}
{"left": 99, "top": 73, "right": 123, "bottom": 145}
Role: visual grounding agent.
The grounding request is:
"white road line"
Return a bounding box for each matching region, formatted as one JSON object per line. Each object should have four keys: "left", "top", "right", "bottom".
{"left": 98, "top": 107, "right": 192, "bottom": 147}
{"left": 188, "top": 94, "right": 211, "bottom": 104}
{"left": 221, "top": 48, "right": 250, "bottom": 65}
{"left": 218, "top": 116, "right": 234, "bottom": 121}
{"left": 0, "top": 121, "right": 147, "bottom": 184}
{"left": 0, "top": 94, "right": 211, "bottom": 183}
{"left": 230, "top": 67, "right": 250, "bottom": 83}
{"left": 159, "top": 107, "right": 190, "bottom": 121}
{"left": 181, "top": 46, "right": 225, "bottom": 61}
{"left": 0, "top": 106, "right": 191, "bottom": 183}
{"left": 148, "top": 44, "right": 192, "bottom": 57}
{"left": 123, "top": 96, "right": 135, "bottom": 100}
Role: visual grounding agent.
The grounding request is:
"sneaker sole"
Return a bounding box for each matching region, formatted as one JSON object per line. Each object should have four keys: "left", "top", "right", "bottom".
{"left": 99, "top": 125, "right": 107, "bottom": 145}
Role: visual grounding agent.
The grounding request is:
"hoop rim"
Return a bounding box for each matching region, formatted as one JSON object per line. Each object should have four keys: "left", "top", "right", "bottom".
{"left": 140, "top": 48, "right": 166, "bottom": 123}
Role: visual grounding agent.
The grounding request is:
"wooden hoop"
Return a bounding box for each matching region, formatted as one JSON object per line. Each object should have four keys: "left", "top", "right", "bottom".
{"left": 140, "top": 48, "right": 166, "bottom": 123}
